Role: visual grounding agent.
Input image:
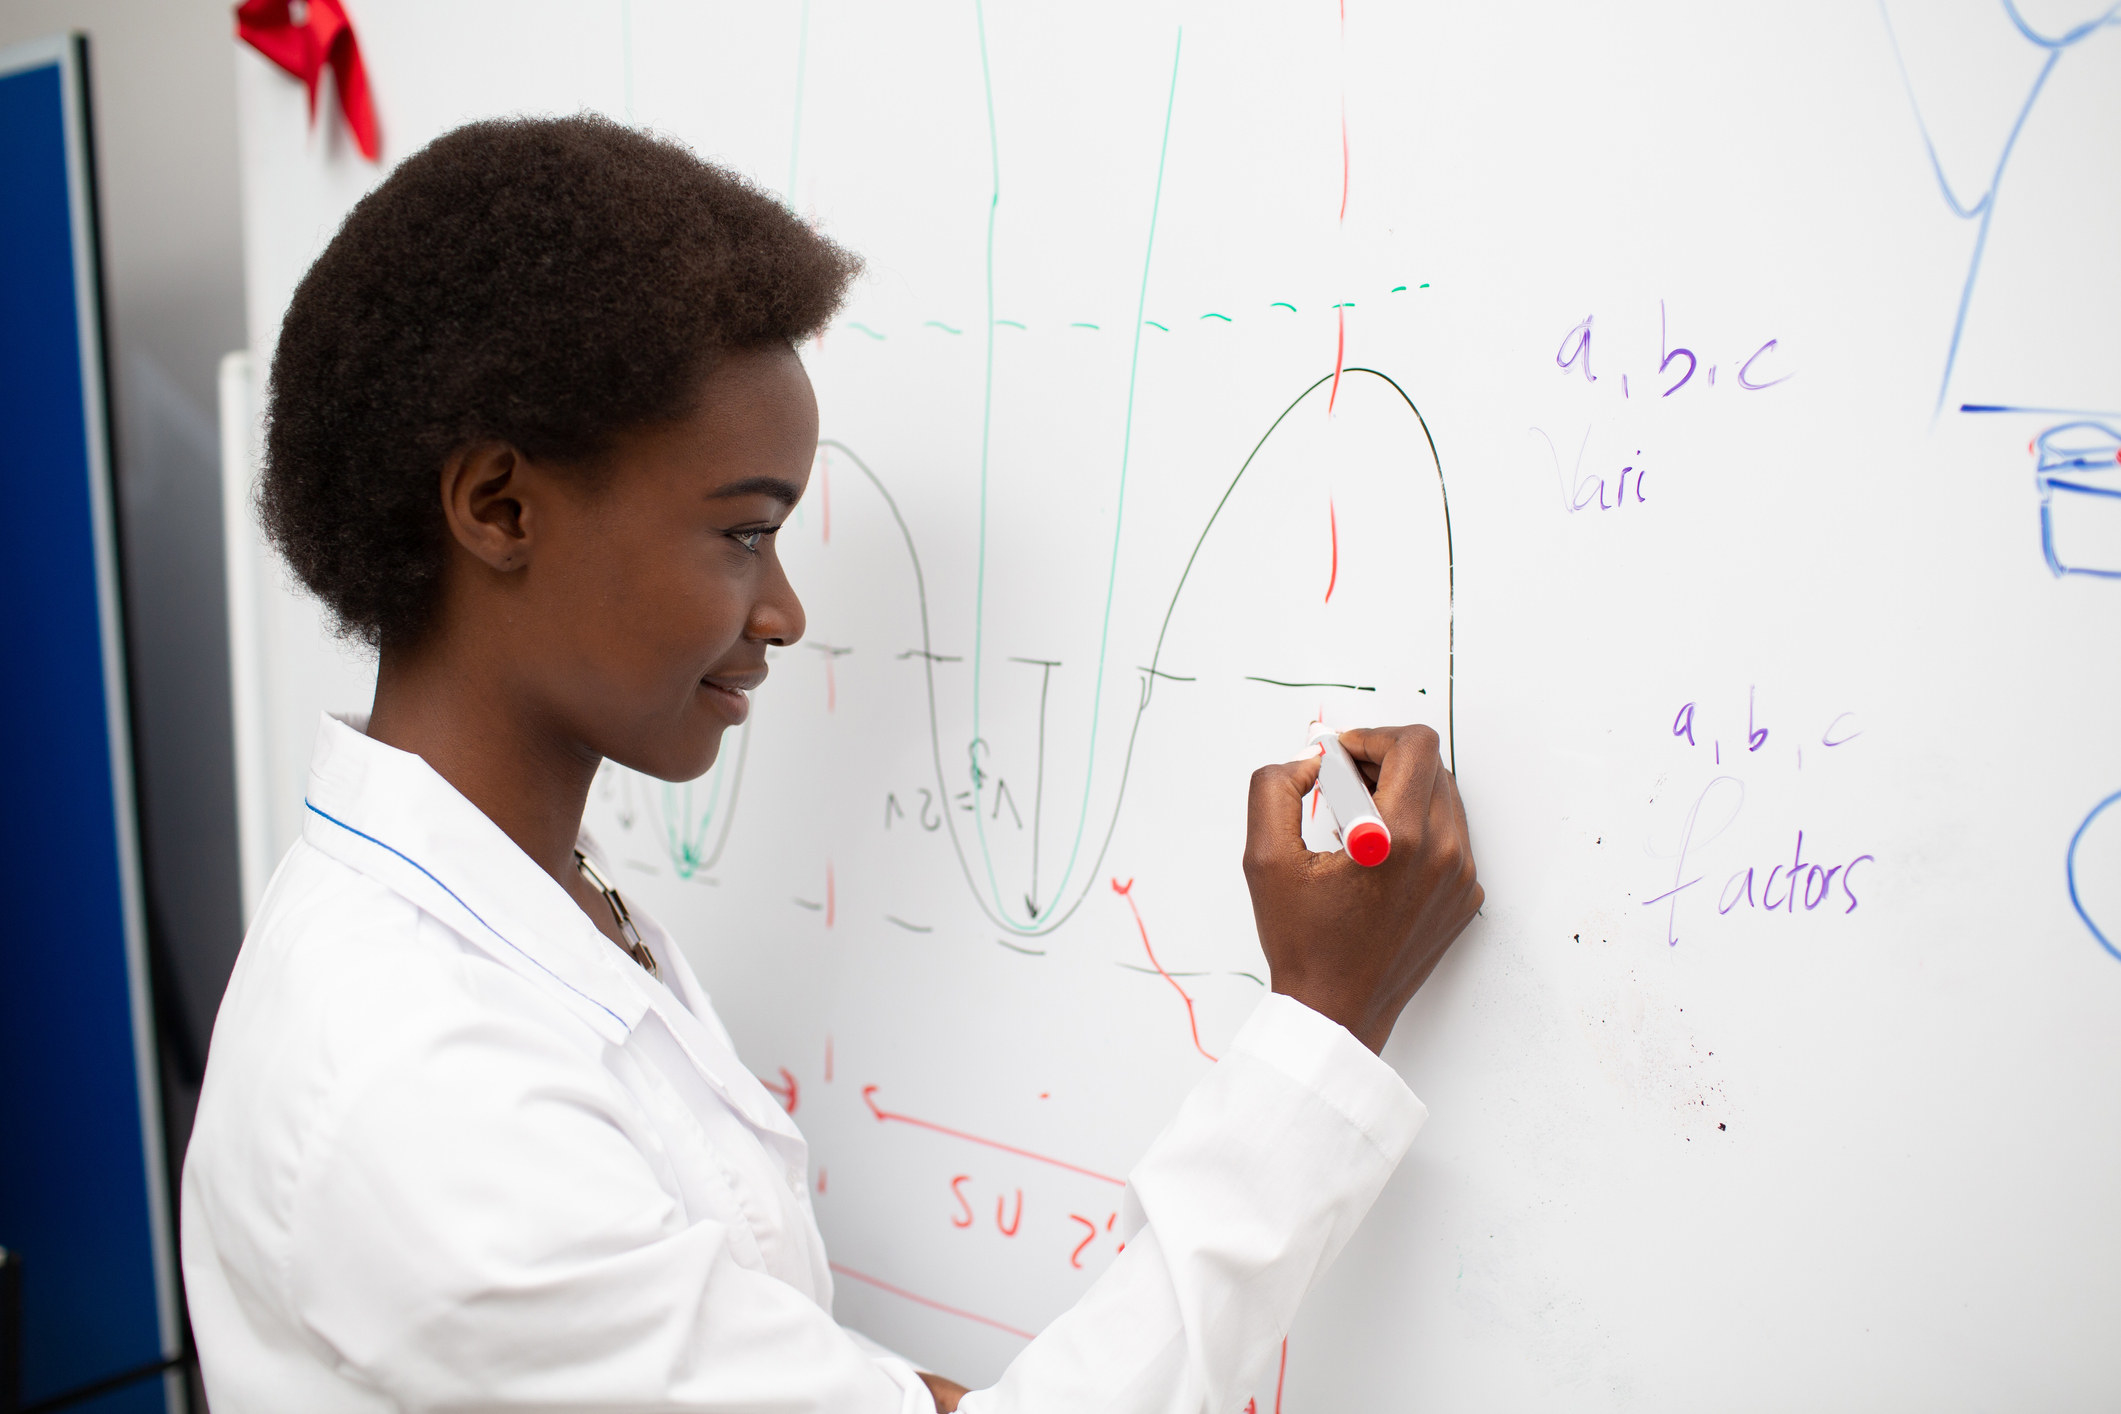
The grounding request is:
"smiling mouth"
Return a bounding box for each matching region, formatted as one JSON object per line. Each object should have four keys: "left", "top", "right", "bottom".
{"left": 700, "top": 669, "right": 767, "bottom": 697}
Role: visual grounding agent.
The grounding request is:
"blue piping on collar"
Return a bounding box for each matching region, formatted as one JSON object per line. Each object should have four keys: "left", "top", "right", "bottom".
{"left": 305, "top": 799, "right": 629, "bottom": 1031}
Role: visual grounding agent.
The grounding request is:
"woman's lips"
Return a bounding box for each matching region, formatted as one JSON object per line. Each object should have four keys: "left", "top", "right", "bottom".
{"left": 699, "top": 670, "right": 765, "bottom": 724}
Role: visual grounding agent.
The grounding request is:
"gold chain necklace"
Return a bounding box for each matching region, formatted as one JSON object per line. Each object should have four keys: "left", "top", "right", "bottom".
{"left": 574, "top": 849, "right": 659, "bottom": 980}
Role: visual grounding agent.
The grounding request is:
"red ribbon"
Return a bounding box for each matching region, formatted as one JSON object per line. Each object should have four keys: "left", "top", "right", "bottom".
{"left": 235, "top": 0, "right": 380, "bottom": 161}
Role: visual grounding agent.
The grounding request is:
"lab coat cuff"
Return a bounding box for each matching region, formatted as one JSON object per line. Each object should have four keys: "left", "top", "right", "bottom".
{"left": 1226, "top": 992, "right": 1428, "bottom": 1165}
{"left": 843, "top": 1327, "right": 941, "bottom": 1414}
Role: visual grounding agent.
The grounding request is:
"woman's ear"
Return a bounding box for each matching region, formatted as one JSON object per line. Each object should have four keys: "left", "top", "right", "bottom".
{"left": 439, "top": 442, "right": 532, "bottom": 571}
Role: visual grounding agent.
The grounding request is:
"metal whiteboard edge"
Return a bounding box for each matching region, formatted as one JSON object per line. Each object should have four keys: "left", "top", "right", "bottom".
{"left": 30, "top": 29, "right": 186, "bottom": 1398}
{"left": 220, "top": 350, "right": 273, "bottom": 928}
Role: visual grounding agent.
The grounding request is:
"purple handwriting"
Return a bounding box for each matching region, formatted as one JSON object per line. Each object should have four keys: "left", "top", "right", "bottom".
{"left": 1532, "top": 426, "right": 1652, "bottom": 515}
{"left": 1556, "top": 300, "right": 1792, "bottom": 399}
{"left": 1672, "top": 688, "right": 1859, "bottom": 768}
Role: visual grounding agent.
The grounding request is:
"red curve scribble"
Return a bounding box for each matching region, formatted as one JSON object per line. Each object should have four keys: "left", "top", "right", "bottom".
{"left": 1328, "top": 305, "right": 1346, "bottom": 413}
{"left": 759, "top": 1066, "right": 798, "bottom": 1114}
{"left": 829, "top": 1262, "right": 1036, "bottom": 1341}
{"left": 862, "top": 1085, "right": 1126, "bottom": 1186}
{"left": 1068, "top": 1213, "right": 1098, "bottom": 1268}
{"left": 1324, "top": 497, "right": 1339, "bottom": 603}
{"left": 1111, "top": 878, "right": 1217, "bottom": 1063}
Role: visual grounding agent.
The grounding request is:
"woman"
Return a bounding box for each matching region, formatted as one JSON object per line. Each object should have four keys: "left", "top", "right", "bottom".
{"left": 181, "top": 115, "right": 1483, "bottom": 1412}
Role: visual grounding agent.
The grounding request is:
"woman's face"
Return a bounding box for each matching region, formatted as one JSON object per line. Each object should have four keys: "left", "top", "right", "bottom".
{"left": 522, "top": 345, "right": 815, "bottom": 782}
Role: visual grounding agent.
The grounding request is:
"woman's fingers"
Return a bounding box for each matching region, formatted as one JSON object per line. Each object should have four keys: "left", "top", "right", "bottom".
{"left": 1244, "top": 754, "right": 1323, "bottom": 877}
{"left": 1337, "top": 724, "right": 1442, "bottom": 839}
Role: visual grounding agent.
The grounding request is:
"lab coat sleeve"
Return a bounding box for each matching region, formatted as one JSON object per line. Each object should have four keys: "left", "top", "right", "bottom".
{"left": 286, "top": 1006, "right": 932, "bottom": 1414}
{"left": 962, "top": 993, "right": 1426, "bottom": 1414}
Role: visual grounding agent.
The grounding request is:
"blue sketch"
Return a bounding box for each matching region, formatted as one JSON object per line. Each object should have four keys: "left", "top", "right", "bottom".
{"left": 2033, "top": 421, "right": 2121, "bottom": 577}
{"left": 2069, "top": 789, "right": 2121, "bottom": 963}
{"left": 1881, "top": 1, "right": 2121, "bottom": 413}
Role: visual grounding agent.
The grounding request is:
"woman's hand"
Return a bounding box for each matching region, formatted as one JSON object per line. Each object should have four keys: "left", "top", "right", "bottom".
{"left": 1243, "top": 724, "right": 1482, "bottom": 1054}
{"left": 919, "top": 1371, "right": 969, "bottom": 1412}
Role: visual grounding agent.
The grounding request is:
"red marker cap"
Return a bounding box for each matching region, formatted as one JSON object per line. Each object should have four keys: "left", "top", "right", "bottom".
{"left": 1345, "top": 819, "right": 1391, "bottom": 867}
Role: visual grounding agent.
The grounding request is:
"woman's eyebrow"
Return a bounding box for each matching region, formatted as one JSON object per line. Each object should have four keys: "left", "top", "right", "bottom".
{"left": 706, "top": 475, "right": 804, "bottom": 505}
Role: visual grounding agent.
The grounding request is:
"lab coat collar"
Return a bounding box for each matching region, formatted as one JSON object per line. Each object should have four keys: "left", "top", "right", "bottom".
{"left": 299, "top": 714, "right": 806, "bottom": 1148}
{"left": 301, "top": 712, "right": 650, "bottom": 1045}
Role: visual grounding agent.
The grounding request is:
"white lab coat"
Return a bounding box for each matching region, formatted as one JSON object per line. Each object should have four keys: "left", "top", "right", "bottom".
{"left": 181, "top": 715, "right": 1427, "bottom": 1411}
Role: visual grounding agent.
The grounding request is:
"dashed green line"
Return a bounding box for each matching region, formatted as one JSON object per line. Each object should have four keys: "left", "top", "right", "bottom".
{"left": 926, "top": 320, "right": 963, "bottom": 335}
{"left": 1270, "top": 301, "right": 1297, "bottom": 312}
{"left": 1200, "top": 312, "right": 1231, "bottom": 321}
{"left": 995, "top": 318, "right": 1027, "bottom": 330}
{"left": 1069, "top": 321, "right": 1101, "bottom": 330}
{"left": 846, "top": 322, "right": 886, "bottom": 340}
{"left": 1391, "top": 285, "right": 1407, "bottom": 292}
{"left": 1144, "top": 320, "right": 1169, "bottom": 331}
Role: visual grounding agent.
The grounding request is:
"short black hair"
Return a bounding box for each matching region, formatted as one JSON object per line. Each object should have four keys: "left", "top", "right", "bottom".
{"left": 260, "top": 114, "right": 859, "bottom": 648}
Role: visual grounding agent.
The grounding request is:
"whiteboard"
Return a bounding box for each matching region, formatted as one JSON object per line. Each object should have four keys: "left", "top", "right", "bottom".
{"left": 227, "top": 3, "right": 2121, "bottom": 1406}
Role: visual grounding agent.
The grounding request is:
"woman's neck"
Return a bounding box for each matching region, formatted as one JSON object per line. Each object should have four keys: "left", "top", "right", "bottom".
{"left": 366, "top": 636, "right": 600, "bottom": 888}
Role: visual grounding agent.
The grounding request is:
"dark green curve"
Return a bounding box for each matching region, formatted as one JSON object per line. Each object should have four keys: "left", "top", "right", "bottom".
{"left": 816, "top": 365, "right": 1454, "bottom": 938}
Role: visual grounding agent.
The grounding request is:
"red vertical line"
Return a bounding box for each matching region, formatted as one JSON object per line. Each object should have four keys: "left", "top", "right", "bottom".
{"left": 825, "top": 1036, "right": 834, "bottom": 1082}
{"left": 1327, "top": 306, "right": 1345, "bottom": 412}
{"left": 1112, "top": 878, "right": 1217, "bottom": 1062}
{"left": 1274, "top": 1338, "right": 1289, "bottom": 1414}
{"left": 1324, "top": 497, "right": 1339, "bottom": 602}
{"left": 826, "top": 656, "right": 836, "bottom": 712}
{"left": 1331, "top": 100, "right": 1348, "bottom": 222}
{"left": 816, "top": 1168, "right": 827, "bottom": 1193}
{"left": 826, "top": 861, "right": 836, "bottom": 927}
{"left": 1310, "top": 725, "right": 1324, "bottom": 817}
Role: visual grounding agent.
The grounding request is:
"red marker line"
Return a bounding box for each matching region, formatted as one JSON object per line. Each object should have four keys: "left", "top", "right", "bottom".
{"left": 862, "top": 1085, "right": 1126, "bottom": 1186}
{"left": 759, "top": 1066, "right": 798, "bottom": 1114}
{"left": 826, "top": 861, "right": 836, "bottom": 927}
{"left": 1328, "top": 305, "right": 1346, "bottom": 413}
{"left": 1339, "top": 101, "right": 1349, "bottom": 223}
{"left": 1112, "top": 878, "right": 1217, "bottom": 1062}
{"left": 1275, "top": 1337, "right": 1289, "bottom": 1414}
{"left": 1324, "top": 496, "right": 1339, "bottom": 603}
{"left": 829, "top": 1262, "right": 1036, "bottom": 1341}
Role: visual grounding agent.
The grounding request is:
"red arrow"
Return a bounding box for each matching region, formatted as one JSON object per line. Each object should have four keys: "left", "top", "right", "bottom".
{"left": 861, "top": 1085, "right": 1124, "bottom": 1186}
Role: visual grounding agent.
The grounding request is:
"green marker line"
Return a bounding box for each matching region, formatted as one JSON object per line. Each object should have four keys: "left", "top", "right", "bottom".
{"left": 846, "top": 322, "right": 886, "bottom": 340}
{"left": 968, "top": 11, "right": 1185, "bottom": 931}
{"left": 1270, "top": 301, "right": 1297, "bottom": 312}
{"left": 1420, "top": 282, "right": 1430, "bottom": 288}
{"left": 1391, "top": 285, "right": 1407, "bottom": 292}
{"left": 1200, "top": 312, "right": 1231, "bottom": 321}
{"left": 926, "top": 320, "right": 964, "bottom": 335}
{"left": 1144, "top": 320, "right": 1169, "bottom": 331}
{"left": 996, "top": 318, "right": 1027, "bottom": 330}
{"left": 1069, "top": 321, "right": 1101, "bottom": 330}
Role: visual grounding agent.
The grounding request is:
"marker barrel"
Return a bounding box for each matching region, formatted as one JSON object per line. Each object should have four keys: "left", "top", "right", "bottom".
{"left": 1311, "top": 729, "right": 1392, "bottom": 867}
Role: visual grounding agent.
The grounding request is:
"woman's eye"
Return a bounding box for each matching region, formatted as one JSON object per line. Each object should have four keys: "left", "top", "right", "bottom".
{"left": 730, "top": 527, "right": 777, "bottom": 553}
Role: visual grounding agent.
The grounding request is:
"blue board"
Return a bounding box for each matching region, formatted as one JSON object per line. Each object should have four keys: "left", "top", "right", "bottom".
{"left": 0, "top": 34, "right": 176, "bottom": 1414}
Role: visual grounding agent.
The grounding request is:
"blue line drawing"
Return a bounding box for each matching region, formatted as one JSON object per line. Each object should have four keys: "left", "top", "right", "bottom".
{"left": 2033, "top": 421, "right": 2121, "bottom": 577}
{"left": 1880, "top": 1, "right": 2121, "bottom": 414}
{"left": 2069, "top": 789, "right": 2121, "bottom": 964}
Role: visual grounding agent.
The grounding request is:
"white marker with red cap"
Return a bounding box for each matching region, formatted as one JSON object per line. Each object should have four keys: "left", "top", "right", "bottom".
{"left": 1309, "top": 724, "right": 1392, "bottom": 867}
